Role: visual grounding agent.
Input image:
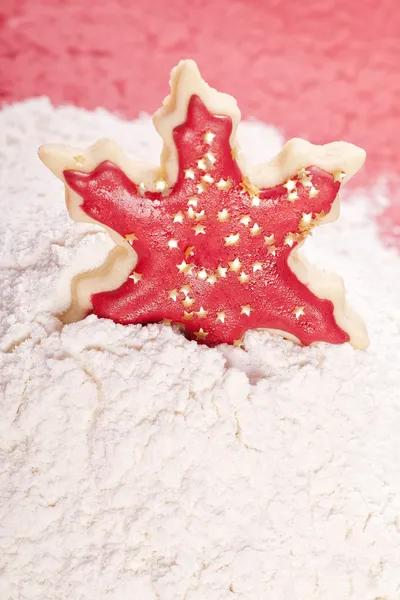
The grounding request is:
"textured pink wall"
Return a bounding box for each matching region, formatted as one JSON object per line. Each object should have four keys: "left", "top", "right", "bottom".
{"left": 1, "top": 0, "right": 399, "bottom": 236}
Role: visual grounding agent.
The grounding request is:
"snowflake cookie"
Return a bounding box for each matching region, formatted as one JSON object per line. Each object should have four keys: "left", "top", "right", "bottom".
{"left": 39, "top": 60, "right": 368, "bottom": 348}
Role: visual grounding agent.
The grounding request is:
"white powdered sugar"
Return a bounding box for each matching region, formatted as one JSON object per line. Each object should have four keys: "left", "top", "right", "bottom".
{"left": 1, "top": 99, "right": 400, "bottom": 600}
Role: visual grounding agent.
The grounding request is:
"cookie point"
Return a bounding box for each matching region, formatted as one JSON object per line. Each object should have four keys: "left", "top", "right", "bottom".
{"left": 37, "top": 143, "right": 68, "bottom": 177}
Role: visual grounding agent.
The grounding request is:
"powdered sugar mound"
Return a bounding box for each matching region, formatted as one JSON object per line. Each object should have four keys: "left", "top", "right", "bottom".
{"left": 1, "top": 100, "right": 400, "bottom": 600}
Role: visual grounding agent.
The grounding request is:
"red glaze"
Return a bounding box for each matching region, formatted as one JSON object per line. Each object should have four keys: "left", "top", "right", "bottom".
{"left": 64, "top": 96, "right": 348, "bottom": 346}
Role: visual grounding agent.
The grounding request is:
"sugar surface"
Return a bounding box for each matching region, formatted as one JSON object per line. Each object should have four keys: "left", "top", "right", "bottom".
{"left": 1, "top": 100, "right": 400, "bottom": 599}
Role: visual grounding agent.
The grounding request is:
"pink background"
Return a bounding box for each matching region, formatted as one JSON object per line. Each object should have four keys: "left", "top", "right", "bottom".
{"left": 1, "top": 0, "right": 399, "bottom": 241}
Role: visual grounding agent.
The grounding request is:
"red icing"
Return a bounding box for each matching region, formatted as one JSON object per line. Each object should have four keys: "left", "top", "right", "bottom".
{"left": 64, "top": 96, "right": 348, "bottom": 346}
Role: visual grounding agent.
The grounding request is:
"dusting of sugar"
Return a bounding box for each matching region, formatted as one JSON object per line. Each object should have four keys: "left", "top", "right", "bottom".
{"left": 1, "top": 99, "right": 400, "bottom": 600}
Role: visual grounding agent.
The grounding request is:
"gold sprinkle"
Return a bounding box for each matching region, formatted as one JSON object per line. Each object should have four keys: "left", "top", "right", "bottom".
{"left": 283, "top": 179, "right": 297, "bottom": 192}
{"left": 251, "top": 196, "right": 261, "bottom": 207}
{"left": 284, "top": 233, "right": 298, "bottom": 247}
{"left": 207, "top": 274, "right": 218, "bottom": 285}
{"left": 197, "top": 159, "right": 207, "bottom": 171}
{"left": 195, "top": 210, "right": 206, "bottom": 221}
{"left": 241, "top": 305, "right": 253, "bottom": 316}
{"left": 228, "top": 258, "right": 241, "bottom": 272}
{"left": 197, "top": 269, "right": 208, "bottom": 280}
{"left": 287, "top": 191, "right": 299, "bottom": 202}
{"left": 308, "top": 186, "right": 319, "bottom": 199}
{"left": 184, "top": 246, "right": 195, "bottom": 258}
{"left": 297, "top": 168, "right": 310, "bottom": 180}
{"left": 182, "top": 296, "right": 195, "bottom": 308}
{"left": 297, "top": 168, "right": 312, "bottom": 188}
{"left": 240, "top": 215, "right": 251, "bottom": 226}
{"left": 155, "top": 177, "right": 167, "bottom": 191}
{"left": 183, "top": 311, "right": 194, "bottom": 321}
{"left": 187, "top": 206, "right": 196, "bottom": 219}
{"left": 299, "top": 212, "right": 313, "bottom": 232}
{"left": 217, "top": 265, "right": 228, "bottom": 278}
{"left": 293, "top": 306, "right": 305, "bottom": 319}
{"left": 187, "top": 196, "right": 198, "bottom": 207}
{"left": 233, "top": 338, "right": 244, "bottom": 348}
{"left": 193, "top": 223, "right": 206, "bottom": 235}
{"left": 225, "top": 233, "right": 240, "bottom": 246}
{"left": 196, "top": 307, "right": 208, "bottom": 319}
{"left": 124, "top": 233, "right": 138, "bottom": 244}
{"left": 173, "top": 211, "right": 184, "bottom": 223}
{"left": 231, "top": 147, "right": 240, "bottom": 160}
{"left": 73, "top": 154, "right": 86, "bottom": 166}
{"left": 333, "top": 170, "right": 346, "bottom": 183}
{"left": 216, "top": 178, "right": 232, "bottom": 191}
{"left": 160, "top": 318, "right": 172, "bottom": 326}
{"left": 205, "top": 151, "right": 216, "bottom": 165}
{"left": 313, "top": 210, "right": 327, "bottom": 224}
{"left": 299, "top": 177, "right": 313, "bottom": 189}
{"left": 180, "top": 285, "right": 191, "bottom": 296}
{"left": 264, "top": 234, "right": 275, "bottom": 245}
{"left": 240, "top": 178, "right": 260, "bottom": 199}
{"left": 184, "top": 168, "right": 195, "bottom": 180}
{"left": 217, "top": 209, "right": 230, "bottom": 222}
{"left": 177, "top": 260, "right": 192, "bottom": 274}
{"left": 238, "top": 272, "right": 249, "bottom": 284}
{"left": 216, "top": 311, "right": 226, "bottom": 323}
{"left": 202, "top": 173, "right": 214, "bottom": 185}
{"left": 267, "top": 245, "right": 277, "bottom": 256}
{"left": 194, "top": 328, "right": 209, "bottom": 341}
{"left": 203, "top": 131, "right": 216, "bottom": 145}
{"left": 128, "top": 272, "right": 142, "bottom": 284}
{"left": 252, "top": 262, "right": 262, "bottom": 272}
{"left": 138, "top": 182, "right": 146, "bottom": 196}
{"left": 167, "top": 239, "right": 179, "bottom": 249}
{"left": 168, "top": 289, "right": 178, "bottom": 301}
{"left": 196, "top": 182, "right": 207, "bottom": 194}
{"left": 250, "top": 223, "right": 262, "bottom": 236}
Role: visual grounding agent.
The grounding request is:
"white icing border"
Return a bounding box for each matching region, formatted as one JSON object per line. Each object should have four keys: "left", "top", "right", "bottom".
{"left": 38, "top": 59, "right": 369, "bottom": 349}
